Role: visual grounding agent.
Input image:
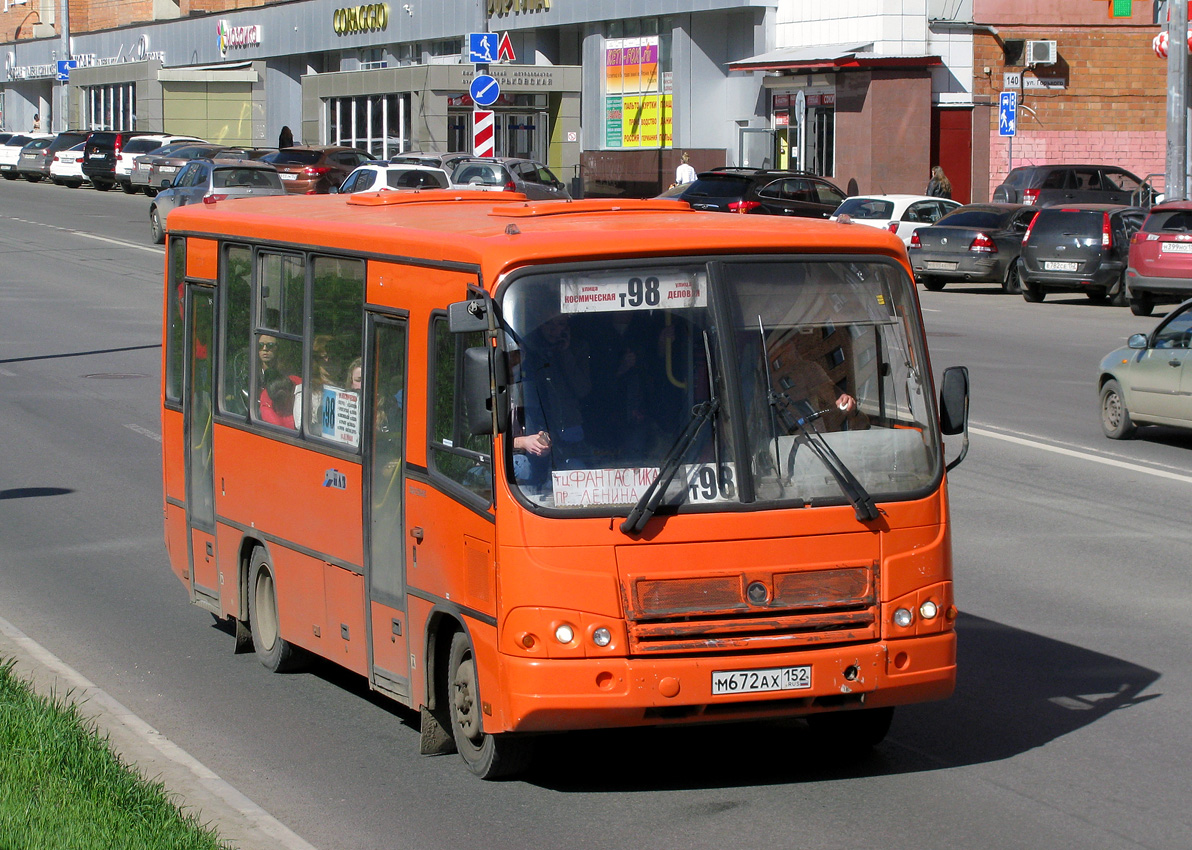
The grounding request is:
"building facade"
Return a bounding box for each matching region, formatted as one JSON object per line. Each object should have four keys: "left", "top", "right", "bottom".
{"left": 0, "top": 0, "right": 1173, "bottom": 199}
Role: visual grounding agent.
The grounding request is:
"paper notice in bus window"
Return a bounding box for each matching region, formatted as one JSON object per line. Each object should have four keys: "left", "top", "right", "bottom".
{"left": 682, "top": 463, "right": 737, "bottom": 503}
{"left": 551, "top": 467, "right": 659, "bottom": 506}
{"left": 318, "top": 386, "right": 361, "bottom": 448}
{"left": 560, "top": 271, "right": 707, "bottom": 314}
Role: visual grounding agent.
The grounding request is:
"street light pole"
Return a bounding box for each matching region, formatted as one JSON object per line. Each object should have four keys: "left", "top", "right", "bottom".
{"left": 1167, "top": 0, "right": 1188, "bottom": 201}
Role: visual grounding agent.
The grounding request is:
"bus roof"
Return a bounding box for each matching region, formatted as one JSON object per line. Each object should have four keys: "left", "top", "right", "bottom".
{"left": 166, "top": 191, "right": 908, "bottom": 284}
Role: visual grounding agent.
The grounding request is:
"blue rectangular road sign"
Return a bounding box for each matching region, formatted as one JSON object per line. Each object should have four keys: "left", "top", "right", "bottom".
{"left": 999, "top": 91, "right": 1017, "bottom": 137}
{"left": 56, "top": 59, "right": 77, "bottom": 82}
{"left": 468, "top": 33, "right": 498, "bottom": 65}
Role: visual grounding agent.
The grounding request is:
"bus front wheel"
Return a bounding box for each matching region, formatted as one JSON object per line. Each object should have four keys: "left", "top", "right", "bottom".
{"left": 447, "top": 631, "right": 533, "bottom": 780}
{"left": 806, "top": 706, "right": 894, "bottom": 753}
{"left": 248, "top": 549, "right": 302, "bottom": 672}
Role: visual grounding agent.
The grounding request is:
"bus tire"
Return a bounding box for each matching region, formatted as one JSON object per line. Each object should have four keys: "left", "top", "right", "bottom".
{"left": 248, "top": 549, "right": 302, "bottom": 672}
{"left": 447, "top": 631, "right": 533, "bottom": 780}
{"left": 807, "top": 706, "right": 894, "bottom": 753}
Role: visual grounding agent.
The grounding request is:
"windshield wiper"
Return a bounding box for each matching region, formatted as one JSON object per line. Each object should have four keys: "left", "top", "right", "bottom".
{"left": 771, "top": 393, "right": 879, "bottom": 522}
{"left": 620, "top": 398, "right": 720, "bottom": 536}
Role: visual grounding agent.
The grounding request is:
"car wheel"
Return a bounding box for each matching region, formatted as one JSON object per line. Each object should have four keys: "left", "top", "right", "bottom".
{"left": 1100, "top": 379, "right": 1136, "bottom": 440}
{"left": 1130, "top": 291, "right": 1155, "bottom": 316}
{"left": 24, "top": 174, "right": 42, "bottom": 183}
{"left": 1002, "top": 263, "right": 1022, "bottom": 294}
{"left": 149, "top": 207, "right": 165, "bottom": 245}
{"left": 121, "top": 182, "right": 137, "bottom": 194}
{"left": 922, "top": 277, "right": 946, "bottom": 292}
{"left": 93, "top": 180, "right": 112, "bottom": 192}
{"left": 66, "top": 180, "right": 82, "bottom": 189}
{"left": 2, "top": 172, "right": 18, "bottom": 180}
{"left": 144, "top": 186, "right": 158, "bottom": 198}
{"left": 1086, "top": 287, "right": 1109, "bottom": 304}
{"left": 1021, "top": 278, "right": 1045, "bottom": 303}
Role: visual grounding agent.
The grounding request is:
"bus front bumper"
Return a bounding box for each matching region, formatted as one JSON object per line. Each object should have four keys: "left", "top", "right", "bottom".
{"left": 494, "top": 631, "right": 955, "bottom": 734}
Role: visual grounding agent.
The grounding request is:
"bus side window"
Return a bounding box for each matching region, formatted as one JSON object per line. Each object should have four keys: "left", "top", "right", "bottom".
{"left": 219, "top": 244, "right": 253, "bottom": 416}
{"left": 306, "top": 256, "right": 364, "bottom": 443}
{"left": 254, "top": 252, "right": 304, "bottom": 430}
{"left": 429, "top": 317, "right": 493, "bottom": 502}
{"left": 164, "top": 237, "right": 187, "bottom": 403}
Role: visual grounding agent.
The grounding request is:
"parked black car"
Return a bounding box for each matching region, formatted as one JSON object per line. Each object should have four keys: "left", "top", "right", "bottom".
{"left": 909, "top": 203, "right": 1038, "bottom": 292}
{"left": 992, "top": 164, "right": 1155, "bottom": 208}
{"left": 669, "top": 167, "right": 848, "bottom": 218}
{"left": 1017, "top": 204, "right": 1146, "bottom": 305}
{"left": 81, "top": 130, "right": 156, "bottom": 191}
{"left": 14, "top": 130, "right": 90, "bottom": 182}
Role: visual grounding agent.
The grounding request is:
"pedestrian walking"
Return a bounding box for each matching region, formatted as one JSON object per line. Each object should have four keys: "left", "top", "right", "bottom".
{"left": 926, "top": 165, "right": 952, "bottom": 199}
{"left": 675, "top": 152, "right": 696, "bottom": 185}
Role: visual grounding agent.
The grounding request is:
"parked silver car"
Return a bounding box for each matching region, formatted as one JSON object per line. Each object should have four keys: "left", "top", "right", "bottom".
{"left": 450, "top": 156, "right": 571, "bottom": 200}
{"left": 150, "top": 159, "right": 286, "bottom": 243}
{"left": 1098, "top": 298, "right": 1192, "bottom": 438}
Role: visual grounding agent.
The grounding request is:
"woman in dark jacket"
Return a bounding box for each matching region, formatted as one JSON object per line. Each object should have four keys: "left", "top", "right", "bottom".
{"left": 926, "top": 166, "right": 952, "bottom": 199}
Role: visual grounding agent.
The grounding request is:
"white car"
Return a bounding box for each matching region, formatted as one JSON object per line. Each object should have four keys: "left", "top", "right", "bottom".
{"left": 0, "top": 133, "right": 53, "bottom": 179}
{"left": 116, "top": 134, "right": 204, "bottom": 193}
{"left": 49, "top": 142, "right": 88, "bottom": 188}
{"left": 831, "top": 194, "right": 962, "bottom": 245}
{"left": 336, "top": 163, "right": 452, "bottom": 194}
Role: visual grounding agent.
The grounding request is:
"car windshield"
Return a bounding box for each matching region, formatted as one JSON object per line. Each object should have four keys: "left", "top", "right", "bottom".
{"left": 683, "top": 175, "right": 752, "bottom": 197}
{"left": 500, "top": 259, "right": 939, "bottom": 515}
{"left": 388, "top": 168, "right": 449, "bottom": 189}
{"left": 1143, "top": 209, "right": 1192, "bottom": 232}
{"left": 124, "top": 138, "right": 169, "bottom": 154}
{"left": 265, "top": 150, "right": 323, "bottom": 165}
{"left": 213, "top": 168, "right": 284, "bottom": 190}
{"left": 937, "top": 209, "right": 1012, "bottom": 229}
{"left": 835, "top": 198, "right": 895, "bottom": 219}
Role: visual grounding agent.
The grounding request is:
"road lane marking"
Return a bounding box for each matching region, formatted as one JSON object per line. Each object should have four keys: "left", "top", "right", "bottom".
{"left": 1, "top": 215, "right": 163, "bottom": 254}
{"left": 971, "top": 425, "right": 1192, "bottom": 485}
{"left": 125, "top": 423, "right": 162, "bottom": 442}
{"left": 0, "top": 613, "right": 320, "bottom": 850}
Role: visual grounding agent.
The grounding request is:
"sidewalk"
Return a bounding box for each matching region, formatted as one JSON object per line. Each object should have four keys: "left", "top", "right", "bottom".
{"left": 0, "top": 614, "right": 318, "bottom": 850}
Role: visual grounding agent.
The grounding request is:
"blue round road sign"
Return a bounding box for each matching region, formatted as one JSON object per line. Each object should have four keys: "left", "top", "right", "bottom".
{"left": 470, "top": 74, "right": 501, "bottom": 107}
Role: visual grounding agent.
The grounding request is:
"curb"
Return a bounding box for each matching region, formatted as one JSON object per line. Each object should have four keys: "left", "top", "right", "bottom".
{"left": 0, "top": 613, "right": 318, "bottom": 850}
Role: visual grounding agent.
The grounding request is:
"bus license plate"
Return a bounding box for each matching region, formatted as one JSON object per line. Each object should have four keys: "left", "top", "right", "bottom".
{"left": 925, "top": 261, "right": 956, "bottom": 270}
{"left": 711, "top": 665, "right": 811, "bottom": 695}
{"left": 1043, "top": 261, "right": 1079, "bottom": 272}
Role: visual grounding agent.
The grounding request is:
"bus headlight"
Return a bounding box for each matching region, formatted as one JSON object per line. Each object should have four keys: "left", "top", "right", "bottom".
{"left": 893, "top": 607, "right": 914, "bottom": 628}
{"left": 919, "top": 600, "right": 939, "bottom": 620}
{"left": 554, "top": 623, "right": 575, "bottom": 644}
{"left": 592, "top": 627, "right": 612, "bottom": 647}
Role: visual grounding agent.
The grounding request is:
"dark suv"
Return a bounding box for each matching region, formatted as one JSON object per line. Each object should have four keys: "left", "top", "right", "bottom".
{"left": 81, "top": 131, "right": 155, "bottom": 191}
{"left": 671, "top": 168, "right": 847, "bottom": 218}
{"left": 992, "top": 164, "right": 1154, "bottom": 208}
{"left": 1016, "top": 204, "right": 1145, "bottom": 305}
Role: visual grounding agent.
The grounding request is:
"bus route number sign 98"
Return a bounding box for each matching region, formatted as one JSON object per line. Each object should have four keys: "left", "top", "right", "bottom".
{"left": 711, "top": 665, "right": 811, "bottom": 695}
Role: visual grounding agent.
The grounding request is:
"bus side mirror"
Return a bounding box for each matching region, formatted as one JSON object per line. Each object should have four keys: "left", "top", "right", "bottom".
{"left": 463, "top": 346, "right": 510, "bottom": 436}
{"left": 939, "top": 365, "right": 969, "bottom": 471}
{"left": 449, "top": 299, "right": 488, "bottom": 333}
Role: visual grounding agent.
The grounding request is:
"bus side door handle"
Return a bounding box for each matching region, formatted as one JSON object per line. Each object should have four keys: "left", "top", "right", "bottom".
{"left": 410, "top": 526, "right": 424, "bottom": 542}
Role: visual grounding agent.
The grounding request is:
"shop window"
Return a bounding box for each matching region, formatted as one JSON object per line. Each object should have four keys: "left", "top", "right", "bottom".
{"left": 328, "top": 94, "right": 409, "bottom": 158}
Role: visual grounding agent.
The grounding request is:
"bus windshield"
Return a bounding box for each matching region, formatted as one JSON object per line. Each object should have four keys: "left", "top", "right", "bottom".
{"left": 501, "top": 257, "right": 939, "bottom": 514}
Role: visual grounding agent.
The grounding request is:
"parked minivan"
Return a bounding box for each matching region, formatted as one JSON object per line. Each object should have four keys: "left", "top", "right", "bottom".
{"left": 1016, "top": 204, "right": 1145, "bottom": 305}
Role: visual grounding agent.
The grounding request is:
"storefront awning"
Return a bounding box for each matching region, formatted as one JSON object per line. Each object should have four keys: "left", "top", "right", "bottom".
{"left": 729, "top": 43, "right": 942, "bottom": 73}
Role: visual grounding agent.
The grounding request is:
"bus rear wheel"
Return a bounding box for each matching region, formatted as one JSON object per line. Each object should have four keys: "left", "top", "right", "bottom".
{"left": 248, "top": 549, "right": 302, "bottom": 672}
{"left": 806, "top": 706, "right": 894, "bottom": 753}
{"left": 447, "top": 631, "right": 533, "bottom": 780}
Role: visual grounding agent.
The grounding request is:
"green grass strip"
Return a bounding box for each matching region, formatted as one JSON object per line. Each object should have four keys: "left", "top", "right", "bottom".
{"left": 0, "top": 657, "right": 232, "bottom": 850}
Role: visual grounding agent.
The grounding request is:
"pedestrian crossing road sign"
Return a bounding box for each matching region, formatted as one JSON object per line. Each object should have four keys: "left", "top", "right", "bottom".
{"left": 999, "top": 91, "right": 1017, "bottom": 137}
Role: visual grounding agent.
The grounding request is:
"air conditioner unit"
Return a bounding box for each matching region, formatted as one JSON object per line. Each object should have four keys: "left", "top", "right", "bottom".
{"left": 1025, "top": 39, "right": 1057, "bottom": 66}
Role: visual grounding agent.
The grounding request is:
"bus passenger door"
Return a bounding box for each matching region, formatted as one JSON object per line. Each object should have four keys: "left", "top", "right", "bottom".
{"left": 365, "top": 316, "right": 411, "bottom": 701}
{"left": 184, "top": 286, "right": 219, "bottom": 600}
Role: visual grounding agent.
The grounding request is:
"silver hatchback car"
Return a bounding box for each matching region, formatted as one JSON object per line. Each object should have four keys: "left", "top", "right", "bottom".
{"left": 150, "top": 159, "right": 286, "bottom": 243}
{"left": 450, "top": 156, "right": 571, "bottom": 200}
{"left": 1098, "top": 297, "right": 1192, "bottom": 438}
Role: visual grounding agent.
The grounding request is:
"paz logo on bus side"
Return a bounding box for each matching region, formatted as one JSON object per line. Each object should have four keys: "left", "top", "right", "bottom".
{"left": 323, "top": 469, "right": 347, "bottom": 490}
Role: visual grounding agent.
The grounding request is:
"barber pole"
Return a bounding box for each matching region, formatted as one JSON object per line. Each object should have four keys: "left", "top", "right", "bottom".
{"left": 473, "top": 110, "right": 494, "bottom": 157}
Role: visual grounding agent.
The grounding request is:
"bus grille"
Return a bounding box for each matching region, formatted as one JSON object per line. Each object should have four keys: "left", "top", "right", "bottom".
{"left": 622, "top": 564, "right": 879, "bottom": 655}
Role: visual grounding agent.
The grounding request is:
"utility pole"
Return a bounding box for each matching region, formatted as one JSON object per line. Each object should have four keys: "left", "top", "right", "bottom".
{"left": 1167, "top": 0, "right": 1188, "bottom": 201}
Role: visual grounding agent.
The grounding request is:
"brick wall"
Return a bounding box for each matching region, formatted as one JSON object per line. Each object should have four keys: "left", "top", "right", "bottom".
{"left": 974, "top": 27, "right": 1166, "bottom": 196}
{"left": 181, "top": 0, "right": 270, "bottom": 16}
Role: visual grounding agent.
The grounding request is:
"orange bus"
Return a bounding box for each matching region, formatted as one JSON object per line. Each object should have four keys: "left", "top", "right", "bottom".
{"left": 161, "top": 190, "right": 970, "bottom": 778}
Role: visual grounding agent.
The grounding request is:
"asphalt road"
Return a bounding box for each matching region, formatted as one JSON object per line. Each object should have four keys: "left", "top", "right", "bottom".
{"left": 1, "top": 178, "right": 1190, "bottom": 849}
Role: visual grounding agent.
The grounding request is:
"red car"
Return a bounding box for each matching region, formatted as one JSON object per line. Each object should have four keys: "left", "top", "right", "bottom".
{"left": 1125, "top": 200, "right": 1192, "bottom": 315}
{"left": 261, "top": 145, "right": 374, "bottom": 194}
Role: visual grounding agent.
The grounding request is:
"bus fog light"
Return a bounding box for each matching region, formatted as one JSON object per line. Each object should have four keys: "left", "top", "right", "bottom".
{"left": 554, "top": 624, "right": 575, "bottom": 644}
{"left": 592, "top": 627, "right": 612, "bottom": 647}
{"left": 919, "top": 600, "right": 938, "bottom": 620}
{"left": 893, "top": 608, "right": 914, "bottom": 628}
